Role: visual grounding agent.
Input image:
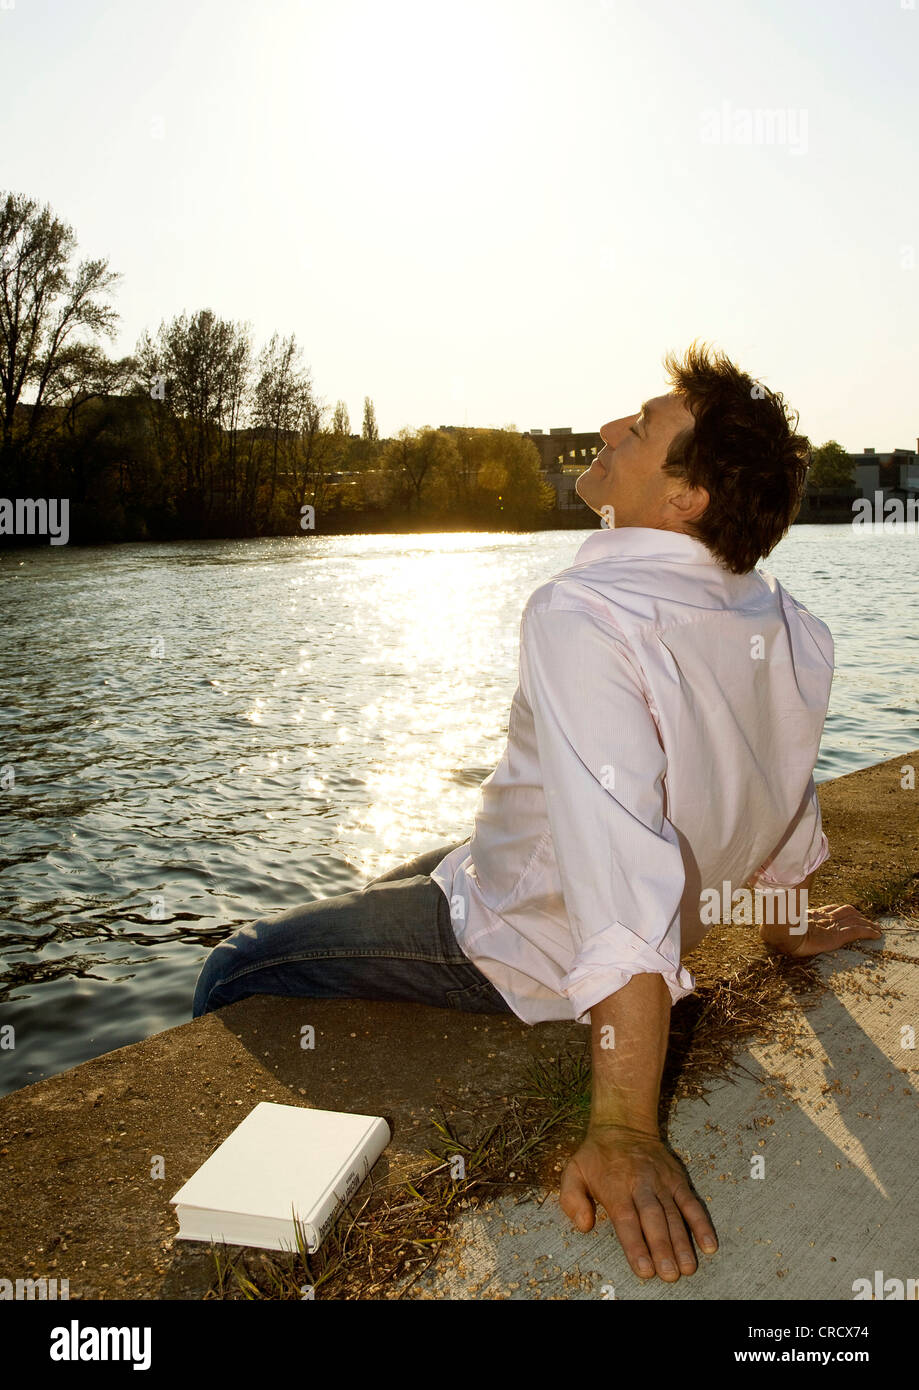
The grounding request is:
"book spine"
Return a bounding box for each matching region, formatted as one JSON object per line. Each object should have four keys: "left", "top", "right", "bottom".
{"left": 306, "top": 1119, "right": 390, "bottom": 1250}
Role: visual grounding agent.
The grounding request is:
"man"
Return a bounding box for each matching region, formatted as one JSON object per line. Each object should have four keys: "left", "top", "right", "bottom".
{"left": 193, "top": 340, "right": 880, "bottom": 1283}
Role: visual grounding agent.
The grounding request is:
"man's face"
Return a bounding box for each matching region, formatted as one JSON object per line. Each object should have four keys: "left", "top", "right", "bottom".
{"left": 576, "top": 390, "right": 708, "bottom": 531}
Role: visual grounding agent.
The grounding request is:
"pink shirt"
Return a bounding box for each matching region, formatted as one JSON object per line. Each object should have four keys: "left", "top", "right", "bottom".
{"left": 431, "top": 525, "right": 834, "bottom": 1025}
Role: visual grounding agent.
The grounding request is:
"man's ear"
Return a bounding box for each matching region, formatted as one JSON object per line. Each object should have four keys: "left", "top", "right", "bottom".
{"left": 669, "top": 483, "right": 710, "bottom": 527}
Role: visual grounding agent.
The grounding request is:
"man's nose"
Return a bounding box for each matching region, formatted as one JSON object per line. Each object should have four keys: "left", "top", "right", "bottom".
{"left": 601, "top": 413, "right": 639, "bottom": 447}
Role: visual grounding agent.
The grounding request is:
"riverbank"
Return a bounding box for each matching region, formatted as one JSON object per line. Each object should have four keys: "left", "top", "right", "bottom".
{"left": 0, "top": 503, "right": 866, "bottom": 550}
{"left": 0, "top": 749, "right": 916, "bottom": 1299}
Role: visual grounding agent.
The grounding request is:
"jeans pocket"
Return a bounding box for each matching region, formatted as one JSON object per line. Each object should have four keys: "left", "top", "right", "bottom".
{"left": 445, "top": 976, "right": 509, "bottom": 1013}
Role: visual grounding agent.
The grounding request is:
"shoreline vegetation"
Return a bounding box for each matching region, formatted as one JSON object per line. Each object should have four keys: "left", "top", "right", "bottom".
{"left": 1, "top": 190, "right": 861, "bottom": 551}
{"left": 0, "top": 504, "right": 863, "bottom": 552}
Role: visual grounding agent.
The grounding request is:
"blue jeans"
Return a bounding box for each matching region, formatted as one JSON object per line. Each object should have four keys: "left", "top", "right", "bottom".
{"left": 191, "top": 840, "right": 514, "bottom": 1019}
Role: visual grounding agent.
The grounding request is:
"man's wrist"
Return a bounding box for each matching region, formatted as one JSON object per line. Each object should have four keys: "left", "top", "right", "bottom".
{"left": 588, "top": 1093, "right": 660, "bottom": 1136}
{"left": 587, "top": 1114, "right": 661, "bottom": 1140}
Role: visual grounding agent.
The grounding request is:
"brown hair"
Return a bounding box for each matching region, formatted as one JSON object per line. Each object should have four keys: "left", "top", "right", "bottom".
{"left": 660, "top": 339, "right": 811, "bottom": 574}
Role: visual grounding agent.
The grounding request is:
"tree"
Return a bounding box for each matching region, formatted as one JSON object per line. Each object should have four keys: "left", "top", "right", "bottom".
{"left": 446, "top": 427, "right": 554, "bottom": 527}
{"left": 0, "top": 190, "right": 120, "bottom": 478}
{"left": 379, "top": 426, "right": 460, "bottom": 511}
{"left": 809, "top": 440, "right": 854, "bottom": 490}
{"left": 135, "top": 308, "right": 252, "bottom": 530}
{"left": 53, "top": 342, "right": 137, "bottom": 437}
{"left": 252, "top": 334, "right": 341, "bottom": 527}
{"left": 253, "top": 332, "right": 308, "bottom": 523}
{"left": 278, "top": 386, "right": 339, "bottom": 526}
{"left": 50, "top": 344, "right": 140, "bottom": 514}
{"left": 427, "top": 425, "right": 480, "bottom": 513}
{"left": 332, "top": 399, "right": 350, "bottom": 435}
{"left": 362, "top": 395, "right": 379, "bottom": 442}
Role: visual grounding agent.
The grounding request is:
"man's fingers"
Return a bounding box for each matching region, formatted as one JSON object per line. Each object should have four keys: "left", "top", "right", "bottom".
{"left": 672, "top": 1180, "right": 719, "bottom": 1255}
{"left": 659, "top": 1199, "right": 698, "bottom": 1274}
{"left": 816, "top": 922, "right": 875, "bottom": 946}
{"left": 606, "top": 1202, "right": 657, "bottom": 1280}
{"left": 815, "top": 919, "right": 883, "bottom": 951}
{"left": 558, "top": 1162, "right": 595, "bottom": 1232}
{"left": 837, "top": 920, "right": 882, "bottom": 941}
{"left": 815, "top": 905, "right": 881, "bottom": 933}
{"left": 791, "top": 905, "right": 883, "bottom": 957}
{"left": 633, "top": 1187, "right": 683, "bottom": 1281}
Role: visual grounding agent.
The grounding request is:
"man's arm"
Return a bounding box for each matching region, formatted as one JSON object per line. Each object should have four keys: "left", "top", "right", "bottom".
{"left": 520, "top": 606, "right": 707, "bottom": 1278}
{"left": 520, "top": 606, "right": 693, "bottom": 1019}
{"left": 559, "top": 972, "right": 719, "bottom": 1282}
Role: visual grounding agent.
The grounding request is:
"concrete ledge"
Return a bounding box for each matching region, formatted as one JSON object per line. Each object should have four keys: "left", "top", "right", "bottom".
{"left": 1, "top": 749, "right": 916, "bottom": 1300}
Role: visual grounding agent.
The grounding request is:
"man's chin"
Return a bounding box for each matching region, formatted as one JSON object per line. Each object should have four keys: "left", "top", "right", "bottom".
{"left": 574, "top": 471, "right": 592, "bottom": 501}
{"left": 575, "top": 472, "right": 609, "bottom": 517}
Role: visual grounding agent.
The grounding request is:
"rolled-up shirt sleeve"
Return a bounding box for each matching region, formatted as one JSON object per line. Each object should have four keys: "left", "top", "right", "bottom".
{"left": 750, "top": 775, "right": 830, "bottom": 889}
{"left": 521, "top": 604, "right": 695, "bottom": 1021}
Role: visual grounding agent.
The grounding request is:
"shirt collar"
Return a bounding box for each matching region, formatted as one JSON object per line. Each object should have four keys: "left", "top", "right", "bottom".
{"left": 570, "top": 525, "right": 723, "bottom": 569}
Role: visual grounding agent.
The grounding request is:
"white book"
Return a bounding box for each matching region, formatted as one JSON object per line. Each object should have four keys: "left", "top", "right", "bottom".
{"left": 170, "top": 1102, "right": 391, "bottom": 1253}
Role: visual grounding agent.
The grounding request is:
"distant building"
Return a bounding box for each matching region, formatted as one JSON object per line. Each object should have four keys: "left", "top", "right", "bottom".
{"left": 522, "top": 427, "right": 602, "bottom": 514}
{"left": 523, "top": 426, "right": 602, "bottom": 473}
{"left": 850, "top": 443, "right": 918, "bottom": 501}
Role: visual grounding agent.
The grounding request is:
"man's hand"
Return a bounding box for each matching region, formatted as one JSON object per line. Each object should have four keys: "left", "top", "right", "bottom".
{"left": 559, "top": 1121, "right": 718, "bottom": 1282}
{"left": 760, "top": 903, "right": 882, "bottom": 957}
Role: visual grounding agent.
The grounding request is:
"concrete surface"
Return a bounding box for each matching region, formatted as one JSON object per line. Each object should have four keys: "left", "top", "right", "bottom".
{"left": 404, "top": 915, "right": 919, "bottom": 1299}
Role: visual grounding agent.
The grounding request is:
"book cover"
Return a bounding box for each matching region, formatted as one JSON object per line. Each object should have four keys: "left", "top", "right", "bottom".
{"left": 170, "top": 1101, "right": 391, "bottom": 1252}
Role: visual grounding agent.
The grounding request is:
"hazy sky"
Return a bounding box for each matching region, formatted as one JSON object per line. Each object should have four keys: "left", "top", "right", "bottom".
{"left": 1, "top": 0, "right": 915, "bottom": 449}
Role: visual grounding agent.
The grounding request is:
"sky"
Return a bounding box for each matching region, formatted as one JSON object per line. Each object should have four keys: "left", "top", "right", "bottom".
{"left": 1, "top": 0, "right": 916, "bottom": 450}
